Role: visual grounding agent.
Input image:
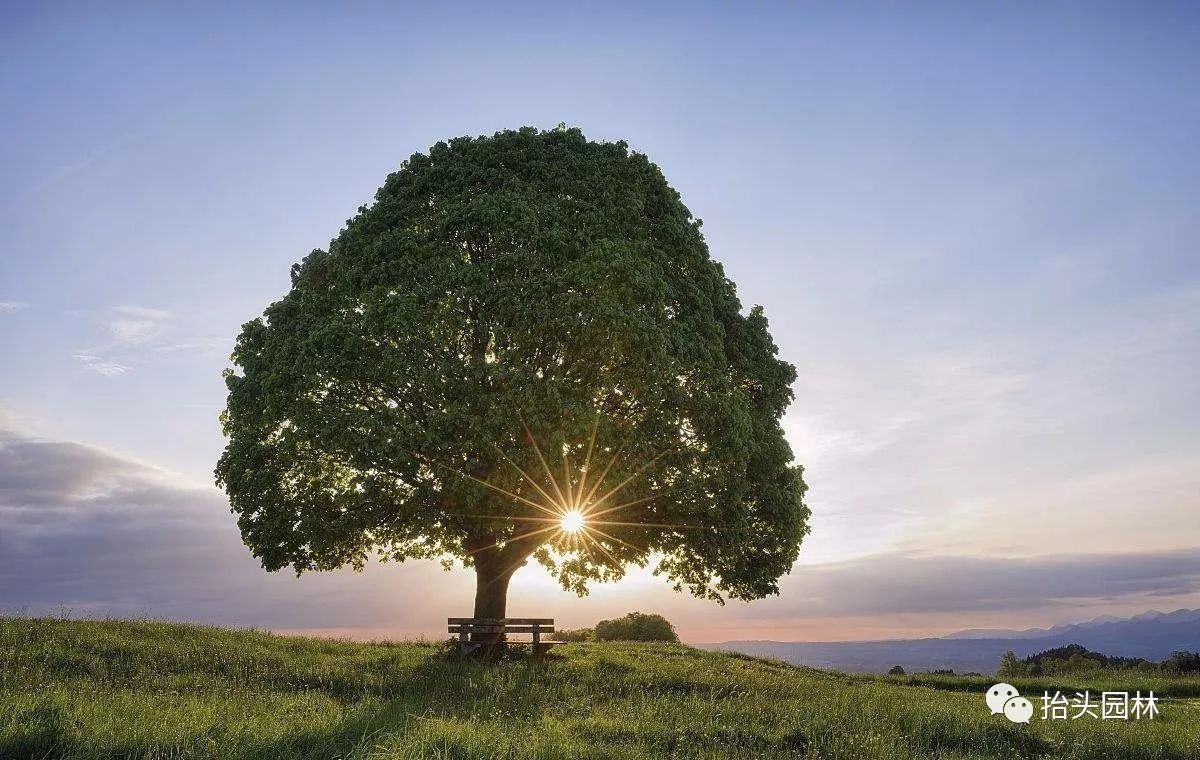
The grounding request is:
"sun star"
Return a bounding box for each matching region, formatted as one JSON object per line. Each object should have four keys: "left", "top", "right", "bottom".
{"left": 560, "top": 509, "right": 586, "bottom": 533}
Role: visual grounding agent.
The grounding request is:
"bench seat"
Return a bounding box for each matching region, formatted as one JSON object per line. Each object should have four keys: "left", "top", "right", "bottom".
{"left": 448, "top": 617, "right": 561, "bottom": 655}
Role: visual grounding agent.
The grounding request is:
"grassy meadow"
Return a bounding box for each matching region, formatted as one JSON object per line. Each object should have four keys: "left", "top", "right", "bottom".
{"left": 2, "top": 617, "right": 1198, "bottom": 759}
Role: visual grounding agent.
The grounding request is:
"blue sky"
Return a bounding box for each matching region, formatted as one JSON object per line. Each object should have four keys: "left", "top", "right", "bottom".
{"left": 2, "top": 2, "right": 1198, "bottom": 641}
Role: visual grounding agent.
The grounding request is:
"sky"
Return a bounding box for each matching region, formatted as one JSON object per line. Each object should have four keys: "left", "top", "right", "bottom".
{"left": 2, "top": 2, "right": 1199, "bottom": 643}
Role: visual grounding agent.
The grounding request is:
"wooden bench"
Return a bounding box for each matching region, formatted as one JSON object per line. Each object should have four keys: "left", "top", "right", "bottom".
{"left": 448, "top": 618, "right": 560, "bottom": 656}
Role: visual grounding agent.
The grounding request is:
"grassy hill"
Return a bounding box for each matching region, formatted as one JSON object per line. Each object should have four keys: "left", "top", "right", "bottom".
{"left": 2, "top": 618, "right": 1197, "bottom": 759}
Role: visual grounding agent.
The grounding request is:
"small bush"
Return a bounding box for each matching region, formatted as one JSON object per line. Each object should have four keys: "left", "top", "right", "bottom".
{"left": 593, "top": 612, "right": 679, "bottom": 643}
{"left": 551, "top": 627, "right": 593, "bottom": 642}
{"left": 887, "top": 665, "right": 906, "bottom": 676}
{"left": 1163, "top": 650, "right": 1200, "bottom": 674}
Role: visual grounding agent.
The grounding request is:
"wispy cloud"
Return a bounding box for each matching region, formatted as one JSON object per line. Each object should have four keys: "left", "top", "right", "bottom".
{"left": 73, "top": 354, "right": 130, "bottom": 377}
{"left": 28, "top": 132, "right": 141, "bottom": 196}
{"left": 0, "top": 301, "right": 29, "bottom": 314}
{"left": 66, "top": 306, "right": 179, "bottom": 377}
{"left": 781, "top": 277, "right": 1200, "bottom": 565}
{"left": 155, "top": 336, "right": 233, "bottom": 357}
{"left": 112, "top": 306, "right": 172, "bottom": 320}
{"left": 105, "top": 305, "right": 172, "bottom": 345}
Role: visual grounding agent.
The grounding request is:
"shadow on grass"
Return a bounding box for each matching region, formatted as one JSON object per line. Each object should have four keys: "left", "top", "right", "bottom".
{"left": 1, "top": 655, "right": 559, "bottom": 760}
{"left": 5, "top": 704, "right": 400, "bottom": 760}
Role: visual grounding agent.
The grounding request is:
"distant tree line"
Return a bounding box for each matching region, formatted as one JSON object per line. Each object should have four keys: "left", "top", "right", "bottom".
{"left": 998, "top": 645, "right": 1200, "bottom": 677}
{"left": 551, "top": 612, "right": 680, "bottom": 643}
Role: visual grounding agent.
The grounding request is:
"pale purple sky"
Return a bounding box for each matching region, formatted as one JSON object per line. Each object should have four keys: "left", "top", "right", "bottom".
{"left": 2, "top": 2, "right": 1198, "bottom": 641}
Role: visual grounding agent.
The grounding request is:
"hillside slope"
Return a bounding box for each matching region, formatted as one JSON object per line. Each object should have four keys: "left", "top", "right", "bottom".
{"left": 2, "top": 618, "right": 1197, "bottom": 759}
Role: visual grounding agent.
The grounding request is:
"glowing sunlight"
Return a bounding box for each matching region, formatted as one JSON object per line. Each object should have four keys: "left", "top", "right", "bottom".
{"left": 560, "top": 509, "right": 586, "bottom": 533}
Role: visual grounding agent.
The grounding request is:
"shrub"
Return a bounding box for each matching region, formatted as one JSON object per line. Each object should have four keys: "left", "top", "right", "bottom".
{"left": 887, "top": 665, "right": 906, "bottom": 676}
{"left": 592, "top": 612, "right": 679, "bottom": 643}
{"left": 1163, "top": 651, "right": 1200, "bottom": 674}
{"left": 550, "top": 627, "right": 593, "bottom": 642}
{"left": 998, "top": 651, "right": 1028, "bottom": 678}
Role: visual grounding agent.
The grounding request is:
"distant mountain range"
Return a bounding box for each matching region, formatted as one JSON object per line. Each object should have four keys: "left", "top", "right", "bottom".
{"left": 704, "top": 609, "right": 1200, "bottom": 675}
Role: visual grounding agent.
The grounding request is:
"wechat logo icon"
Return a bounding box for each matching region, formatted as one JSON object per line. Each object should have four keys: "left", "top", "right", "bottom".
{"left": 987, "top": 683, "right": 1033, "bottom": 723}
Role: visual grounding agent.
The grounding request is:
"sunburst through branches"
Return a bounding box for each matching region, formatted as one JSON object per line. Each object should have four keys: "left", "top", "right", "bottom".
{"left": 425, "top": 415, "right": 693, "bottom": 568}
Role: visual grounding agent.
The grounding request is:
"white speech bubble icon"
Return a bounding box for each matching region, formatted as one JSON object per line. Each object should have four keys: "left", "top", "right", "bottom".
{"left": 1003, "top": 696, "right": 1034, "bottom": 724}
{"left": 986, "top": 683, "right": 1019, "bottom": 715}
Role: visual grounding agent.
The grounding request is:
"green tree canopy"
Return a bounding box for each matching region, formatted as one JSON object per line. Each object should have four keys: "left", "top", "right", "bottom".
{"left": 215, "top": 127, "right": 810, "bottom": 620}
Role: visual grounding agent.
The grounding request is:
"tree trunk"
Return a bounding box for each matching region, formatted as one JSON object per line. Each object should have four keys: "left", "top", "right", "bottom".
{"left": 471, "top": 554, "right": 514, "bottom": 647}
{"left": 473, "top": 561, "right": 513, "bottom": 618}
{"left": 465, "top": 530, "right": 544, "bottom": 652}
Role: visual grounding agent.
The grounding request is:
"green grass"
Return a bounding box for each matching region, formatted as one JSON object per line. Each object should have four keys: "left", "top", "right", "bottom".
{"left": 2, "top": 618, "right": 1198, "bottom": 759}
{"left": 890, "top": 671, "right": 1200, "bottom": 700}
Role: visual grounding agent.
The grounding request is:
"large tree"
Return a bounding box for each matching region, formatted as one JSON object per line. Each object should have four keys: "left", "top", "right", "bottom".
{"left": 215, "top": 127, "right": 810, "bottom": 625}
